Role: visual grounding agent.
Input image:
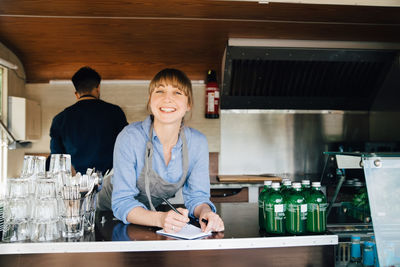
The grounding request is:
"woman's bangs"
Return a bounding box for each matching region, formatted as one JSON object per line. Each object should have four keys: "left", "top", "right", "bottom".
{"left": 155, "top": 77, "right": 189, "bottom": 95}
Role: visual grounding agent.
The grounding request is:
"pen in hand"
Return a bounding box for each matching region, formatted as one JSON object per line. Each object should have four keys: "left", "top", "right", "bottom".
{"left": 161, "top": 197, "right": 183, "bottom": 215}
{"left": 160, "top": 197, "right": 208, "bottom": 225}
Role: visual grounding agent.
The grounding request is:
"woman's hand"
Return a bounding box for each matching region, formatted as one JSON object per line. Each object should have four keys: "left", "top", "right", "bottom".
{"left": 160, "top": 207, "right": 189, "bottom": 233}
{"left": 199, "top": 210, "right": 224, "bottom": 233}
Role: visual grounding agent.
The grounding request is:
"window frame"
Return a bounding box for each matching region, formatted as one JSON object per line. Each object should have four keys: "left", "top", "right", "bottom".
{"left": 0, "top": 66, "right": 8, "bottom": 198}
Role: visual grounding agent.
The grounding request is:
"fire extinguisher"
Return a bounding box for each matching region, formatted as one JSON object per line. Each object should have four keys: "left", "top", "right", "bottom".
{"left": 205, "top": 70, "right": 219, "bottom": 119}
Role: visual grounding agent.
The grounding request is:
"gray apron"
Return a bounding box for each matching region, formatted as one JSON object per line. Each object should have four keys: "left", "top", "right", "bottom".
{"left": 96, "top": 169, "right": 113, "bottom": 211}
{"left": 97, "top": 123, "right": 188, "bottom": 212}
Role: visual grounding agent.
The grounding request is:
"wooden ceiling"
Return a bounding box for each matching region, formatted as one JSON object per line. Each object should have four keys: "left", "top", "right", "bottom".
{"left": 1, "top": 0, "right": 399, "bottom": 83}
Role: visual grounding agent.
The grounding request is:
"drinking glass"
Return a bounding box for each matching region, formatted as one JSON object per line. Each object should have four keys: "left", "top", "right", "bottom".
{"left": 30, "top": 220, "right": 60, "bottom": 242}
{"left": 34, "top": 156, "right": 46, "bottom": 178}
{"left": 2, "top": 198, "right": 30, "bottom": 242}
{"left": 60, "top": 198, "right": 84, "bottom": 238}
{"left": 21, "top": 156, "right": 37, "bottom": 196}
{"left": 21, "top": 156, "right": 35, "bottom": 178}
{"left": 49, "top": 154, "right": 71, "bottom": 174}
{"left": 30, "top": 198, "right": 60, "bottom": 241}
{"left": 49, "top": 154, "right": 72, "bottom": 193}
{"left": 34, "top": 177, "right": 57, "bottom": 199}
{"left": 6, "top": 177, "right": 30, "bottom": 199}
{"left": 32, "top": 198, "right": 59, "bottom": 222}
{"left": 1, "top": 221, "right": 30, "bottom": 242}
{"left": 4, "top": 198, "right": 30, "bottom": 223}
{"left": 60, "top": 186, "right": 84, "bottom": 238}
{"left": 21, "top": 155, "right": 47, "bottom": 196}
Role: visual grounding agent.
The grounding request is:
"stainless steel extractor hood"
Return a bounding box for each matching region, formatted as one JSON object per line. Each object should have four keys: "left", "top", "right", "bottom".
{"left": 221, "top": 39, "right": 400, "bottom": 110}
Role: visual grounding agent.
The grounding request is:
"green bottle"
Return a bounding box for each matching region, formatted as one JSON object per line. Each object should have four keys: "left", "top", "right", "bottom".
{"left": 306, "top": 182, "right": 327, "bottom": 233}
{"left": 281, "top": 178, "right": 290, "bottom": 184}
{"left": 258, "top": 180, "right": 272, "bottom": 230}
{"left": 280, "top": 179, "right": 292, "bottom": 199}
{"left": 285, "top": 182, "right": 307, "bottom": 235}
{"left": 264, "top": 182, "right": 286, "bottom": 235}
{"left": 301, "top": 180, "right": 311, "bottom": 201}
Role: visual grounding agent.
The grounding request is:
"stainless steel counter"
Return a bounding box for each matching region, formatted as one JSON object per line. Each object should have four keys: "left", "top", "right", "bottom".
{"left": 0, "top": 235, "right": 337, "bottom": 254}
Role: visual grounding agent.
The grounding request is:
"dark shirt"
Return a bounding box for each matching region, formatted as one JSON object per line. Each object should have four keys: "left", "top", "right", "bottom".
{"left": 50, "top": 99, "right": 128, "bottom": 174}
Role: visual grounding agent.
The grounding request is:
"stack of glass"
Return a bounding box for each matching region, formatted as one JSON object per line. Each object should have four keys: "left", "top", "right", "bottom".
{"left": 2, "top": 154, "right": 99, "bottom": 242}
{"left": 30, "top": 175, "right": 60, "bottom": 241}
{"left": 2, "top": 176, "right": 31, "bottom": 242}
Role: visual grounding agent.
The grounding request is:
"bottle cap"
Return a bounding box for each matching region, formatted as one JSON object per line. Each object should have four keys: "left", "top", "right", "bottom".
{"left": 312, "top": 182, "right": 321, "bottom": 187}
{"left": 283, "top": 180, "right": 292, "bottom": 186}
{"left": 271, "top": 182, "right": 281, "bottom": 189}
{"left": 264, "top": 180, "right": 272, "bottom": 186}
{"left": 351, "top": 235, "right": 361, "bottom": 240}
{"left": 301, "top": 180, "right": 310, "bottom": 185}
{"left": 292, "top": 182, "right": 301, "bottom": 189}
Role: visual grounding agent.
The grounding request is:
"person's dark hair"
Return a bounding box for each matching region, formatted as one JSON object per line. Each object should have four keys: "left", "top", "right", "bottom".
{"left": 71, "top": 66, "right": 101, "bottom": 94}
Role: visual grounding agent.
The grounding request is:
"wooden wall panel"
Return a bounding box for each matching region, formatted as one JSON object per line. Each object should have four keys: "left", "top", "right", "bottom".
{"left": 1, "top": 0, "right": 399, "bottom": 23}
{"left": 0, "top": 0, "right": 399, "bottom": 82}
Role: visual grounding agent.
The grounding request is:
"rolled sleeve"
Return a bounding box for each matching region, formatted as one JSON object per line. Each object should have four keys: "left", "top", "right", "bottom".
{"left": 112, "top": 128, "right": 147, "bottom": 224}
{"left": 182, "top": 132, "right": 216, "bottom": 218}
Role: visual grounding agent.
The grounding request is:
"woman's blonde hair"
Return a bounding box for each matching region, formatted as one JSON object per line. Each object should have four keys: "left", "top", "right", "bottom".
{"left": 147, "top": 68, "right": 193, "bottom": 114}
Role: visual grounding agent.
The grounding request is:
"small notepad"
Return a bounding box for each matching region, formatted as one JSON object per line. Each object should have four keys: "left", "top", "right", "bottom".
{"left": 156, "top": 224, "right": 212, "bottom": 240}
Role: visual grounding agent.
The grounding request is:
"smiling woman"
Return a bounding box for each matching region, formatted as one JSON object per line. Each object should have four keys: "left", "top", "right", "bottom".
{"left": 107, "top": 68, "right": 224, "bottom": 234}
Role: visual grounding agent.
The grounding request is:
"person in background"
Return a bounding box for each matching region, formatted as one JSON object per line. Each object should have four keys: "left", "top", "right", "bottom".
{"left": 111, "top": 68, "right": 224, "bottom": 233}
{"left": 49, "top": 66, "right": 128, "bottom": 175}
